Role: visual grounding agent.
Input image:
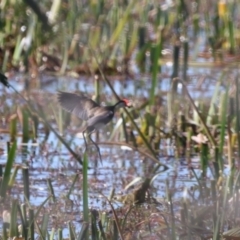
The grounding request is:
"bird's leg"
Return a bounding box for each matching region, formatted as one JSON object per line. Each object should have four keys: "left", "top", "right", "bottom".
{"left": 82, "top": 130, "right": 88, "bottom": 152}
{"left": 89, "top": 133, "right": 102, "bottom": 164}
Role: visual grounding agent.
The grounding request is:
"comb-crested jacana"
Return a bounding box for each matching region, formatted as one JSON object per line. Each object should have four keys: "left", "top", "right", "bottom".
{"left": 57, "top": 91, "right": 132, "bottom": 161}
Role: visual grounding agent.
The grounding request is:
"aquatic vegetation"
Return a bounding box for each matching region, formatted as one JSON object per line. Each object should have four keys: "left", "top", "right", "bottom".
{"left": 0, "top": 0, "right": 240, "bottom": 239}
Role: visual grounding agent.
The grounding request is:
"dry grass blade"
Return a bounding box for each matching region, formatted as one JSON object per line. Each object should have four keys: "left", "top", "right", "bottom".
{"left": 223, "top": 227, "right": 240, "bottom": 239}
{"left": 101, "top": 194, "right": 124, "bottom": 240}
{"left": 96, "top": 141, "right": 165, "bottom": 165}
{"left": 175, "top": 78, "right": 217, "bottom": 148}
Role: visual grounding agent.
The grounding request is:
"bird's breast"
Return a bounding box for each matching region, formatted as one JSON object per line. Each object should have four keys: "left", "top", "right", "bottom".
{"left": 87, "top": 110, "right": 114, "bottom": 132}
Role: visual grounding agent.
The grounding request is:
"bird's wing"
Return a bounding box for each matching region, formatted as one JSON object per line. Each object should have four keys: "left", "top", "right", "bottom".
{"left": 57, "top": 91, "right": 99, "bottom": 120}
{"left": 87, "top": 110, "right": 114, "bottom": 129}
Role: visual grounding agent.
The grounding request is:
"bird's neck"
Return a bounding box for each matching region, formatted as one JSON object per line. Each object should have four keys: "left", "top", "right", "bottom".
{"left": 105, "top": 101, "right": 124, "bottom": 112}
{"left": 113, "top": 101, "right": 125, "bottom": 110}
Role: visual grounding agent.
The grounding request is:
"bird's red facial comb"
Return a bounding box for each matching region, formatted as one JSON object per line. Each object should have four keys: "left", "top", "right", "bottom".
{"left": 122, "top": 99, "right": 132, "bottom": 107}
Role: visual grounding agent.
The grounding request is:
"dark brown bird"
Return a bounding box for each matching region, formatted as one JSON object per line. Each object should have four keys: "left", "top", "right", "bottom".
{"left": 57, "top": 91, "right": 132, "bottom": 161}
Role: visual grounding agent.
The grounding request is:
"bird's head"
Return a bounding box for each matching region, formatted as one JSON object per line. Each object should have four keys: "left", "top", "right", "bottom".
{"left": 115, "top": 99, "right": 132, "bottom": 109}
{"left": 122, "top": 99, "right": 132, "bottom": 108}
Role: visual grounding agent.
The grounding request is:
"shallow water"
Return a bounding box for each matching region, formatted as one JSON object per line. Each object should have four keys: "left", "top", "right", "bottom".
{"left": 0, "top": 66, "right": 229, "bottom": 236}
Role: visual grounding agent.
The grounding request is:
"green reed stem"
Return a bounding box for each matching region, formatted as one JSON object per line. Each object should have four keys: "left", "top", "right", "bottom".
{"left": 19, "top": 203, "right": 28, "bottom": 239}
{"left": 2, "top": 50, "right": 10, "bottom": 72}
{"left": 219, "top": 87, "right": 229, "bottom": 171}
{"left": 22, "top": 167, "right": 30, "bottom": 201}
{"left": 150, "top": 41, "right": 161, "bottom": 105}
{"left": 68, "top": 222, "right": 75, "bottom": 240}
{"left": 66, "top": 173, "right": 79, "bottom": 199}
{"left": 172, "top": 44, "right": 180, "bottom": 91}
{"left": 78, "top": 222, "right": 89, "bottom": 240}
{"left": 166, "top": 179, "right": 176, "bottom": 240}
{"left": 50, "top": 228, "right": 55, "bottom": 240}
{"left": 0, "top": 141, "right": 16, "bottom": 199}
{"left": 9, "top": 199, "right": 18, "bottom": 238}
{"left": 91, "top": 210, "right": 99, "bottom": 240}
{"left": 47, "top": 179, "right": 56, "bottom": 203}
{"left": 228, "top": 17, "right": 235, "bottom": 53}
{"left": 236, "top": 75, "right": 240, "bottom": 158}
{"left": 28, "top": 208, "right": 34, "bottom": 240}
{"left": 9, "top": 115, "right": 17, "bottom": 142}
{"left": 200, "top": 143, "right": 208, "bottom": 177}
{"left": 58, "top": 228, "right": 63, "bottom": 240}
{"left": 60, "top": 25, "right": 69, "bottom": 75}
{"left": 183, "top": 40, "right": 188, "bottom": 80}
{"left": 83, "top": 152, "right": 89, "bottom": 237}
{"left": 98, "top": 219, "right": 107, "bottom": 240}
{"left": 41, "top": 214, "right": 49, "bottom": 239}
